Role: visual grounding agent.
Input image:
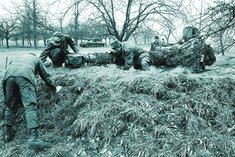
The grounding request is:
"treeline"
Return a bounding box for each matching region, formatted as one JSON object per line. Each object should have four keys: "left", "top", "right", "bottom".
{"left": 0, "top": 0, "right": 234, "bottom": 54}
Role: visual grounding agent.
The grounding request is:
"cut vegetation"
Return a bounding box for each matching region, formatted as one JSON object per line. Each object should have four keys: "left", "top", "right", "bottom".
{"left": 0, "top": 48, "right": 235, "bottom": 157}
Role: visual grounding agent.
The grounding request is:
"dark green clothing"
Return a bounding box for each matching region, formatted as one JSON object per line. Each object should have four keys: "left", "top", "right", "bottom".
{"left": 150, "top": 40, "right": 161, "bottom": 51}
{"left": 4, "top": 77, "right": 38, "bottom": 129}
{"left": 3, "top": 54, "right": 55, "bottom": 90}
{"left": 2, "top": 53, "right": 56, "bottom": 129}
{"left": 39, "top": 35, "right": 78, "bottom": 63}
{"left": 113, "top": 43, "right": 150, "bottom": 70}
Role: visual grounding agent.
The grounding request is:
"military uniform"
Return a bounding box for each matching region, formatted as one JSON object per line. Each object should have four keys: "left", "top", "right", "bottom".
{"left": 111, "top": 41, "right": 150, "bottom": 71}
{"left": 150, "top": 36, "right": 161, "bottom": 51}
{"left": 2, "top": 53, "right": 56, "bottom": 145}
{"left": 39, "top": 32, "right": 79, "bottom": 67}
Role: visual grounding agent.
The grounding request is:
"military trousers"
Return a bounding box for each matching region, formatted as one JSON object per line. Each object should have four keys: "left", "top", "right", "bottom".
{"left": 49, "top": 48, "right": 66, "bottom": 67}
{"left": 134, "top": 52, "right": 150, "bottom": 70}
{"left": 3, "top": 76, "right": 39, "bottom": 129}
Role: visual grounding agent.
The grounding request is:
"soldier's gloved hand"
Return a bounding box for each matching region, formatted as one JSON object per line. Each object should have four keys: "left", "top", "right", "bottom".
{"left": 56, "top": 86, "right": 62, "bottom": 93}
{"left": 109, "top": 50, "right": 116, "bottom": 54}
{"left": 117, "top": 66, "right": 123, "bottom": 70}
{"left": 123, "top": 66, "right": 129, "bottom": 70}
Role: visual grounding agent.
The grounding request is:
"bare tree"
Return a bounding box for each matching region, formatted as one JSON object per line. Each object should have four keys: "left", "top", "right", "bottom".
{"left": 155, "top": 15, "right": 178, "bottom": 45}
{"left": 63, "top": 0, "right": 84, "bottom": 42}
{"left": 200, "top": 1, "right": 235, "bottom": 55}
{"left": 86, "top": 0, "right": 184, "bottom": 41}
{"left": 4, "top": 0, "right": 49, "bottom": 48}
{"left": 23, "top": 0, "right": 42, "bottom": 48}
{"left": 47, "top": 0, "right": 88, "bottom": 42}
{"left": 71, "top": 19, "right": 109, "bottom": 42}
{"left": 0, "top": 18, "right": 17, "bottom": 48}
{"left": 132, "top": 25, "right": 155, "bottom": 44}
{"left": 46, "top": 0, "right": 69, "bottom": 33}
{"left": 72, "top": 1, "right": 81, "bottom": 42}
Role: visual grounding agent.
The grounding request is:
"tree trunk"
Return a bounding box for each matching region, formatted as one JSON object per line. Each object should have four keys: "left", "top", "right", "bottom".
{"left": 33, "top": 0, "right": 37, "bottom": 48}
{"left": 22, "top": 36, "right": 25, "bottom": 46}
{"left": 6, "top": 38, "right": 9, "bottom": 48}
{"left": 28, "top": 39, "right": 32, "bottom": 46}
{"left": 73, "top": 2, "right": 79, "bottom": 43}
{"left": 219, "top": 32, "right": 224, "bottom": 56}
{"left": 33, "top": 32, "right": 37, "bottom": 48}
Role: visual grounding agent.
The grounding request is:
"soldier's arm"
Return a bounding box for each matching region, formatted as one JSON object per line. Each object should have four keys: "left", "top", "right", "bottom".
{"left": 39, "top": 43, "right": 54, "bottom": 62}
{"left": 67, "top": 36, "right": 79, "bottom": 53}
{"left": 123, "top": 50, "right": 133, "bottom": 70}
{"left": 37, "top": 59, "right": 56, "bottom": 91}
{"left": 150, "top": 43, "right": 154, "bottom": 51}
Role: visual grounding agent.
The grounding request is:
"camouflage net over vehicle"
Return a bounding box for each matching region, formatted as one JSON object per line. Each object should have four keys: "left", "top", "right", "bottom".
{"left": 64, "top": 52, "right": 114, "bottom": 68}
{"left": 84, "top": 52, "right": 114, "bottom": 66}
{"left": 149, "top": 38, "right": 216, "bottom": 67}
{"left": 66, "top": 38, "right": 216, "bottom": 71}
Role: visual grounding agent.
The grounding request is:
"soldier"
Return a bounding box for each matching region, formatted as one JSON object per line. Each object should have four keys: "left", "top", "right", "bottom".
{"left": 150, "top": 35, "right": 161, "bottom": 51}
{"left": 2, "top": 53, "right": 62, "bottom": 150}
{"left": 161, "top": 38, "right": 166, "bottom": 47}
{"left": 39, "top": 32, "right": 79, "bottom": 67}
{"left": 110, "top": 40, "right": 150, "bottom": 71}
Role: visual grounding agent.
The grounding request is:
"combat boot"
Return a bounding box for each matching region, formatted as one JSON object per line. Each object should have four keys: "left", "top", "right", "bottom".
{"left": 4, "top": 125, "right": 14, "bottom": 143}
{"left": 28, "top": 128, "right": 51, "bottom": 150}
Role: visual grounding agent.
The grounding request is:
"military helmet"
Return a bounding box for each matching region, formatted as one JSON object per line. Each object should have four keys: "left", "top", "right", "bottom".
{"left": 110, "top": 40, "right": 121, "bottom": 50}
{"left": 51, "top": 32, "right": 64, "bottom": 46}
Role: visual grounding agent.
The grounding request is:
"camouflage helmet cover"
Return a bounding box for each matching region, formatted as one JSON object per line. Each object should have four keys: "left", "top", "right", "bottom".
{"left": 110, "top": 40, "right": 121, "bottom": 50}
{"left": 51, "top": 32, "right": 64, "bottom": 46}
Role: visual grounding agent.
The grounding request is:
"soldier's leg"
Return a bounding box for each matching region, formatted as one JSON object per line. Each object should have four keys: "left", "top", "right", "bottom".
{"left": 49, "top": 48, "right": 65, "bottom": 67}
{"left": 4, "top": 77, "right": 18, "bottom": 126}
{"left": 16, "top": 77, "right": 39, "bottom": 129}
{"left": 16, "top": 78, "right": 52, "bottom": 149}
{"left": 133, "top": 55, "right": 141, "bottom": 70}
{"left": 4, "top": 77, "right": 19, "bottom": 142}
{"left": 139, "top": 53, "right": 150, "bottom": 71}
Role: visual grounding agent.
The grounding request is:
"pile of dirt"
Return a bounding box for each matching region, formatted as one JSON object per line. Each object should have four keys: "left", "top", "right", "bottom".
{"left": 0, "top": 64, "right": 235, "bottom": 156}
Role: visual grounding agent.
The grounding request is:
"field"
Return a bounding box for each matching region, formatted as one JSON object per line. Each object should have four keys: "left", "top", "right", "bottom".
{"left": 0, "top": 46, "right": 235, "bottom": 157}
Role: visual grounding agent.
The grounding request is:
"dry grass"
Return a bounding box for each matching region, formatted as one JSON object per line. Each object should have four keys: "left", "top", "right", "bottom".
{"left": 0, "top": 48, "right": 235, "bottom": 156}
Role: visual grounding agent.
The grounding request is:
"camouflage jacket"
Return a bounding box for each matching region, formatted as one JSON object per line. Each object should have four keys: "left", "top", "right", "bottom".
{"left": 3, "top": 53, "right": 56, "bottom": 91}
{"left": 150, "top": 41, "right": 161, "bottom": 51}
{"left": 39, "top": 35, "right": 78, "bottom": 62}
{"left": 115, "top": 42, "right": 148, "bottom": 70}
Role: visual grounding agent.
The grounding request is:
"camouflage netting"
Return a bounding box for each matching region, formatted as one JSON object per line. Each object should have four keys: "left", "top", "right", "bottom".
{"left": 64, "top": 52, "right": 114, "bottom": 68}
{"left": 1, "top": 66, "right": 234, "bottom": 157}
{"left": 66, "top": 38, "right": 216, "bottom": 70}
{"left": 149, "top": 38, "right": 216, "bottom": 67}
{"left": 85, "top": 52, "right": 114, "bottom": 66}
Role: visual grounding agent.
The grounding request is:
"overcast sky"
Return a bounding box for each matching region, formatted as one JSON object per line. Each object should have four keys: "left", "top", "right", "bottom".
{"left": 0, "top": 0, "right": 221, "bottom": 17}
{"left": 0, "top": 0, "right": 232, "bottom": 17}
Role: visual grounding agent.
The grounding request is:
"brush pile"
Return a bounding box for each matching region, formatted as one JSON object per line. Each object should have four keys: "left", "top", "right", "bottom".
{"left": 67, "top": 38, "right": 216, "bottom": 71}
{"left": 0, "top": 64, "right": 235, "bottom": 156}
{"left": 149, "top": 38, "right": 216, "bottom": 68}
{"left": 85, "top": 52, "right": 114, "bottom": 66}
